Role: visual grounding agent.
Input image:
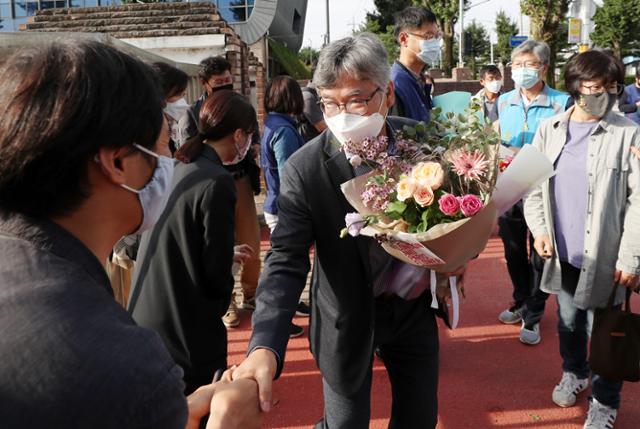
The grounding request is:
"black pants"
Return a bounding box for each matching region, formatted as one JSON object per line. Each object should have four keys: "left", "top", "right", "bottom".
{"left": 498, "top": 201, "right": 549, "bottom": 325}
{"left": 315, "top": 293, "right": 439, "bottom": 429}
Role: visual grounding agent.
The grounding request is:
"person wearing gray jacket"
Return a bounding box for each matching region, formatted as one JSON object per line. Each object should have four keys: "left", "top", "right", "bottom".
{"left": 523, "top": 50, "right": 640, "bottom": 429}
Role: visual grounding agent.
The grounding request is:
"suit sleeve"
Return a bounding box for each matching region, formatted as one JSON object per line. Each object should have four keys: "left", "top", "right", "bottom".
{"left": 201, "top": 174, "right": 237, "bottom": 300}
{"left": 618, "top": 90, "right": 638, "bottom": 114}
{"left": 248, "top": 160, "right": 314, "bottom": 378}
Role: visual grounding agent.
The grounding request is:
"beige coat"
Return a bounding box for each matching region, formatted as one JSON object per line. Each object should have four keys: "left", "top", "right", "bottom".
{"left": 524, "top": 107, "right": 640, "bottom": 309}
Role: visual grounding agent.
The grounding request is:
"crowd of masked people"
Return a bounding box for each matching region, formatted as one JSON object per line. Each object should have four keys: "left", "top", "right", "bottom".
{"left": 1, "top": 4, "right": 639, "bottom": 429}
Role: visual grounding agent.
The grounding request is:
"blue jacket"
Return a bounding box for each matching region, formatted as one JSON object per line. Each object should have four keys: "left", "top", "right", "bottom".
{"left": 390, "top": 61, "right": 432, "bottom": 123}
{"left": 261, "top": 113, "right": 306, "bottom": 215}
{"left": 497, "top": 84, "right": 572, "bottom": 147}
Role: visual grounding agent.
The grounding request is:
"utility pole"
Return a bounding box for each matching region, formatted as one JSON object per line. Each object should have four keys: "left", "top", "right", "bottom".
{"left": 324, "top": 0, "right": 331, "bottom": 46}
{"left": 490, "top": 42, "right": 494, "bottom": 64}
{"left": 347, "top": 17, "right": 358, "bottom": 34}
{"left": 458, "top": 0, "right": 464, "bottom": 68}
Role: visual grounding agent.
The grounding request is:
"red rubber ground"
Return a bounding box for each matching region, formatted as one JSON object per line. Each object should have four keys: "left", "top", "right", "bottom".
{"left": 227, "top": 236, "right": 640, "bottom": 428}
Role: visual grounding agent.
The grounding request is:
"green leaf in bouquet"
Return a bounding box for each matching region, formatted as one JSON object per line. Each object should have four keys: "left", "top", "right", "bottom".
{"left": 386, "top": 200, "right": 407, "bottom": 215}
{"left": 457, "top": 114, "right": 467, "bottom": 123}
{"left": 415, "top": 122, "right": 426, "bottom": 135}
{"left": 403, "top": 125, "right": 417, "bottom": 138}
{"left": 403, "top": 202, "right": 419, "bottom": 225}
{"left": 417, "top": 220, "right": 428, "bottom": 233}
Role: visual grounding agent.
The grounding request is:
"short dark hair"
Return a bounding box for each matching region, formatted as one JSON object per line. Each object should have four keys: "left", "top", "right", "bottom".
{"left": 175, "top": 90, "right": 258, "bottom": 163}
{"left": 264, "top": 75, "right": 304, "bottom": 115}
{"left": 636, "top": 68, "right": 640, "bottom": 79}
{"left": 0, "top": 41, "right": 163, "bottom": 218}
{"left": 479, "top": 65, "right": 501, "bottom": 80}
{"left": 153, "top": 62, "right": 189, "bottom": 100}
{"left": 393, "top": 6, "right": 438, "bottom": 41}
{"left": 564, "top": 50, "right": 625, "bottom": 100}
{"left": 198, "top": 56, "right": 232, "bottom": 81}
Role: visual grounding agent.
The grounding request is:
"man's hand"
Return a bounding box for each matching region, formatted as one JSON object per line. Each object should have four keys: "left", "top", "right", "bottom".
{"left": 232, "top": 348, "right": 278, "bottom": 412}
{"left": 206, "top": 378, "right": 262, "bottom": 429}
{"left": 233, "top": 244, "right": 254, "bottom": 265}
{"left": 534, "top": 235, "right": 554, "bottom": 259}
{"left": 614, "top": 269, "right": 639, "bottom": 289}
{"left": 185, "top": 383, "right": 216, "bottom": 429}
{"left": 630, "top": 146, "right": 640, "bottom": 160}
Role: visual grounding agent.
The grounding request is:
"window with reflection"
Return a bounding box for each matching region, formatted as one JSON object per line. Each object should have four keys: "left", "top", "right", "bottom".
{"left": 216, "top": 0, "right": 253, "bottom": 23}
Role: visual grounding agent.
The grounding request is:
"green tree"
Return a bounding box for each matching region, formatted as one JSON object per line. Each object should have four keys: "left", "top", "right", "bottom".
{"left": 495, "top": 10, "right": 519, "bottom": 66}
{"left": 520, "top": 0, "right": 571, "bottom": 87}
{"left": 298, "top": 47, "right": 320, "bottom": 67}
{"left": 591, "top": 0, "right": 640, "bottom": 60}
{"left": 366, "top": 0, "right": 414, "bottom": 29}
{"left": 464, "top": 20, "right": 490, "bottom": 76}
{"left": 356, "top": 17, "right": 400, "bottom": 63}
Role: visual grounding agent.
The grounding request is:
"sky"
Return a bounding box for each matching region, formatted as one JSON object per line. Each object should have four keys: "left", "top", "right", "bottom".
{"left": 302, "top": 0, "right": 531, "bottom": 49}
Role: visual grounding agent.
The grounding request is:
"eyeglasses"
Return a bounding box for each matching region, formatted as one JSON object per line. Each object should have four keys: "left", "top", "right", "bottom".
{"left": 407, "top": 31, "right": 442, "bottom": 42}
{"left": 319, "top": 88, "right": 383, "bottom": 117}
{"left": 579, "top": 83, "right": 624, "bottom": 95}
{"left": 511, "top": 61, "right": 542, "bottom": 69}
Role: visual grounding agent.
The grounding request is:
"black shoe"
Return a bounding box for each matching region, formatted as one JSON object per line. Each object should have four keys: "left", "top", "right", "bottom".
{"left": 289, "top": 323, "right": 304, "bottom": 338}
{"left": 296, "top": 301, "right": 310, "bottom": 317}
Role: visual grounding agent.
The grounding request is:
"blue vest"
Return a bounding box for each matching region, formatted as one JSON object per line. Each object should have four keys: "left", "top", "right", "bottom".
{"left": 391, "top": 61, "right": 432, "bottom": 123}
{"left": 260, "top": 113, "right": 305, "bottom": 215}
{"left": 623, "top": 84, "right": 640, "bottom": 125}
{"left": 497, "top": 84, "right": 571, "bottom": 147}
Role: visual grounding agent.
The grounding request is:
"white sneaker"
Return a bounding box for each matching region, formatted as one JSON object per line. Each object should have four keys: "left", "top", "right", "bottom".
{"left": 583, "top": 397, "right": 617, "bottom": 429}
{"left": 552, "top": 372, "right": 589, "bottom": 407}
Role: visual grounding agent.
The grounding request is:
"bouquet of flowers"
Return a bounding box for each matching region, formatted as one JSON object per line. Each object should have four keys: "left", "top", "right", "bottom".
{"left": 340, "top": 102, "right": 501, "bottom": 272}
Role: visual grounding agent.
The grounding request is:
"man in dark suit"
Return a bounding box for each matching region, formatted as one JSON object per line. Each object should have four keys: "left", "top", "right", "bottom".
{"left": 232, "top": 33, "right": 443, "bottom": 429}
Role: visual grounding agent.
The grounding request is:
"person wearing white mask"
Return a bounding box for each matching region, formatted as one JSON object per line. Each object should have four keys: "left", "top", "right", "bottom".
{"left": 495, "top": 40, "right": 572, "bottom": 347}
{"left": 473, "top": 64, "right": 503, "bottom": 123}
{"left": 0, "top": 42, "right": 261, "bottom": 429}
{"left": 152, "top": 62, "right": 190, "bottom": 155}
{"left": 128, "top": 90, "right": 259, "bottom": 395}
{"left": 390, "top": 6, "right": 439, "bottom": 123}
{"left": 231, "top": 33, "right": 448, "bottom": 429}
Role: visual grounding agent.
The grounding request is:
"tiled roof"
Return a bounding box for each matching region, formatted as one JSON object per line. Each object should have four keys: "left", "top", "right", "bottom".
{"left": 22, "top": 2, "right": 234, "bottom": 39}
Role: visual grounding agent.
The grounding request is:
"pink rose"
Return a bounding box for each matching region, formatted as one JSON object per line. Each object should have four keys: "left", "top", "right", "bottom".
{"left": 413, "top": 185, "right": 434, "bottom": 207}
{"left": 459, "top": 194, "right": 484, "bottom": 217}
{"left": 438, "top": 193, "right": 460, "bottom": 216}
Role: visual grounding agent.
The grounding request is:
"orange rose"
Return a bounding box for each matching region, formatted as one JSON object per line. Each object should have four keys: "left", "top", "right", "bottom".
{"left": 413, "top": 184, "right": 435, "bottom": 207}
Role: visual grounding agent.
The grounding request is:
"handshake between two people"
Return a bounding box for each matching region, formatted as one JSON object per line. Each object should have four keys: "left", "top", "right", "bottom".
{"left": 533, "top": 235, "right": 639, "bottom": 290}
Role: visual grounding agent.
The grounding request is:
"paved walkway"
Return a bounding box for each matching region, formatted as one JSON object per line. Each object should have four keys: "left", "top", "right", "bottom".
{"left": 228, "top": 233, "right": 640, "bottom": 428}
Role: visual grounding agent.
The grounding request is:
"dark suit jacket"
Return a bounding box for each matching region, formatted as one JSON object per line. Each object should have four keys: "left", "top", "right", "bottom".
{"left": 248, "top": 116, "right": 418, "bottom": 396}
{"left": 128, "top": 145, "right": 236, "bottom": 380}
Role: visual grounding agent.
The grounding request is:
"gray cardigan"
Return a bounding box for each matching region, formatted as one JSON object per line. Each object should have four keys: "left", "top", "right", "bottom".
{"left": 524, "top": 107, "right": 640, "bottom": 309}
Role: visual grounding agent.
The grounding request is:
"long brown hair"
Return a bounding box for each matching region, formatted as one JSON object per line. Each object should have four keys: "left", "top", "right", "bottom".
{"left": 175, "top": 90, "right": 258, "bottom": 163}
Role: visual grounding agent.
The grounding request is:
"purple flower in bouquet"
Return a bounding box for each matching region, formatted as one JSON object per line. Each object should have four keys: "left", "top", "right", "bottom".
{"left": 438, "top": 193, "right": 460, "bottom": 216}
{"left": 362, "top": 180, "right": 395, "bottom": 212}
{"left": 345, "top": 213, "right": 367, "bottom": 237}
{"left": 459, "top": 194, "right": 484, "bottom": 217}
{"left": 361, "top": 136, "right": 389, "bottom": 161}
{"left": 450, "top": 149, "right": 489, "bottom": 181}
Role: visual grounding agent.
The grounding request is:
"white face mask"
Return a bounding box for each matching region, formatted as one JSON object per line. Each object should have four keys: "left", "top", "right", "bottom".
{"left": 223, "top": 133, "right": 252, "bottom": 166}
{"left": 323, "top": 93, "right": 387, "bottom": 145}
{"left": 120, "top": 144, "right": 175, "bottom": 234}
{"left": 164, "top": 98, "right": 189, "bottom": 121}
{"left": 485, "top": 80, "right": 503, "bottom": 94}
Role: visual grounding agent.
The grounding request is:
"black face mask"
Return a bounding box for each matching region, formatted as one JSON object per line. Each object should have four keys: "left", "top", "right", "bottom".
{"left": 209, "top": 83, "right": 234, "bottom": 95}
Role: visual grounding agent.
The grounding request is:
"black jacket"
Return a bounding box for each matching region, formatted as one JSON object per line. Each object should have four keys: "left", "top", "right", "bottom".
{"left": 128, "top": 146, "right": 236, "bottom": 381}
{"left": 248, "top": 117, "right": 419, "bottom": 396}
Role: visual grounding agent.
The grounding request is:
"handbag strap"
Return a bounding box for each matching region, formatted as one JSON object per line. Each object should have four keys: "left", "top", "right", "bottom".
{"left": 606, "top": 282, "right": 620, "bottom": 309}
{"left": 624, "top": 288, "right": 633, "bottom": 313}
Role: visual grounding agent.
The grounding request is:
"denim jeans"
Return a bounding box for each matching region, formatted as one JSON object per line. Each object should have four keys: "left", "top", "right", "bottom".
{"left": 557, "top": 262, "right": 623, "bottom": 409}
